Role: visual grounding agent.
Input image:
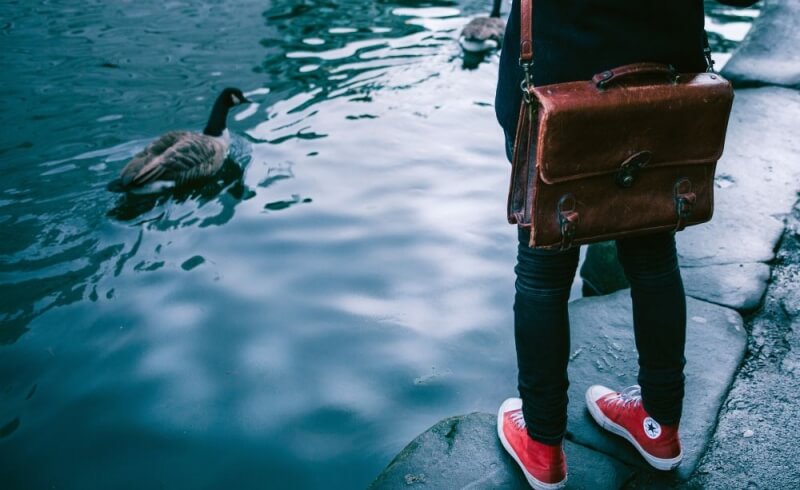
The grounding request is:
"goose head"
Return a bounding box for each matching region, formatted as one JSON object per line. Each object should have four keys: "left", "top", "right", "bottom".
{"left": 219, "top": 87, "right": 251, "bottom": 107}
{"left": 204, "top": 87, "right": 252, "bottom": 137}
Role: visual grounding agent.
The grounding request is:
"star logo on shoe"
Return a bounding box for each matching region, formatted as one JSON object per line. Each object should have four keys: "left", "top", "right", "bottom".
{"left": 643, "top": 417, "right": 661, "bottom": 439}
{"left": 587, "top": 385, "right": 682, "bottom": 470}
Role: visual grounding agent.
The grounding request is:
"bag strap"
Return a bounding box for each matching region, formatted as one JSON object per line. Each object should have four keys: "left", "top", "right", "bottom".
{"left": 508, "top": 0, "right": 534, "bottom": 226}
{"left": 518, "top": 0, "right": 534, "bottom": 92}
{"left": 506, "top": 98, "right": 533, "bottom": 225}
{"left": 703, "top": 32, "right": 716, "bottom": 72}
{"left": 518, "top": 0, "right": 716, "bottom": 74}
{"left": 519, "top": 0, "right": 534, "bottom": 65}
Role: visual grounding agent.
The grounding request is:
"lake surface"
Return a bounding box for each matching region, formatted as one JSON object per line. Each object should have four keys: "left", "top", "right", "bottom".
{"left": 0, "top": 1, "right": 758, "bottom": 488}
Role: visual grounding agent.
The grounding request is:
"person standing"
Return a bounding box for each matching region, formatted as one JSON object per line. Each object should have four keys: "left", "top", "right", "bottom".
{"left": 493, "top": 1, "right": 758, "bottom": 488}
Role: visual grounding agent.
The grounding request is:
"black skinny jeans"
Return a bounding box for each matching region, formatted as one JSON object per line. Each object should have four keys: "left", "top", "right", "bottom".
{"left": 514, "top": 227, "right": 686, "bottom": 445}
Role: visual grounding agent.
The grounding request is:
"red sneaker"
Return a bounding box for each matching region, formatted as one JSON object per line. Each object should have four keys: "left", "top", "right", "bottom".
{"left": 497, "top": 398, "right": 567, "bottom": 489}
{"left": 585, "top": 384, "right": 683, "bottom": 470}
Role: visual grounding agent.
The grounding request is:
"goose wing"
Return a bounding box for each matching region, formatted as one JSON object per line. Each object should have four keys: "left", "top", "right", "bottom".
{"left": 127, "top": 133, "right": 227, "bottom": 186}
{"left": 119, "top": 131, "right": 189, "bottom": 186}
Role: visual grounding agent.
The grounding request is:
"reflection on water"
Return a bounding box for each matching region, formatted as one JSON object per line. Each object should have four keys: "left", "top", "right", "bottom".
{"left": 0, "top": 1, "right": 757, "bottom": 488}
{"left": 107, "top": 157, "right": 253, "bottom": 222}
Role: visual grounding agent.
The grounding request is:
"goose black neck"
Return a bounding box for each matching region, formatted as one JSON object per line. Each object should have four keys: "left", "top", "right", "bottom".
{"left": 203, "top": 96, "right": 231, "bottom": 137}
{"left": 490, "top": 0, "right": 501, "bottom": 17}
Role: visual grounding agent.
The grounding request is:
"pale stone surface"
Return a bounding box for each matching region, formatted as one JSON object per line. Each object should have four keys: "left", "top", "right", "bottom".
{"left": 580, "top": 248, "right": 770, "bottom": 311}
{"left": 565, "top": 290, "right": 746, "bottom": 480}
{"left": 676, "top": 87, "right": 800, "bottom": 267}
{"left": 682, "top": 262, "right": 771, "bottom": 311}
{"left": 722, "top": 0, "right": 800, "bottom": 88}
{"left": 368, "top": 412, "right": 635, "bottom": 490}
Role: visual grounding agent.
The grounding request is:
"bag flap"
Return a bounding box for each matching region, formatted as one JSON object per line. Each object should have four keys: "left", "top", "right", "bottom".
{"left": 531, "top": 73, "right": 734, "bottom": 184}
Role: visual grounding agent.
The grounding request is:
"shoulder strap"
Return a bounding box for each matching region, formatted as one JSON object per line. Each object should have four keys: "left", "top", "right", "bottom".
{"left": 519, "top": 0, "right": 533, "bottom": 64}
{"left": 703, "top": 32, "right": 716, "bottom": 72}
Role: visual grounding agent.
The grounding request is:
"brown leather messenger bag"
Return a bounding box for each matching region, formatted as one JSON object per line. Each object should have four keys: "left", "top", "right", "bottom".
{"left": 507, "top": 0, "right": 735, "bottom": 250}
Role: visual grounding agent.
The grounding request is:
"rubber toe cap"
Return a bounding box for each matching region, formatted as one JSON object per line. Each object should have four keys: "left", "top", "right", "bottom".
{"left": 585, "top": 385, "right": 614, "bottom": 404}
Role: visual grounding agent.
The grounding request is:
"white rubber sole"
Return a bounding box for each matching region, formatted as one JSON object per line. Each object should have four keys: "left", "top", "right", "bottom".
{"left": 585, "top": 388, "right": 683, "bottom": 471}
{"left": 497, "top": 398, "right": 568, "bottom": 490}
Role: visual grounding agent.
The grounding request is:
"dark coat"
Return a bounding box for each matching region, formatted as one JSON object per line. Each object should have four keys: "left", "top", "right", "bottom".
{"left": 494, "top": 0, "right": 759, "bottom": 152}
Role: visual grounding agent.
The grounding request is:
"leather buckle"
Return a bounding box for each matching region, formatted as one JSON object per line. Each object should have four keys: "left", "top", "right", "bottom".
{"left": 674, "top": 179, "right": 696, "bottom": 231}
{"left": 557, "top": 194, "right": 579, "bottom": 250}
{"left": 615, "top": 151, "right": 652, "bottom": 188}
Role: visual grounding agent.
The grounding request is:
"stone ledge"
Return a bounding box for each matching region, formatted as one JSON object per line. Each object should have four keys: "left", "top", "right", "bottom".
{"left": 372, "top": 290, "right": 747, "bottom": 486}
{"left": 369, "top": 412, "right": 635, "bottom": 490}
{"left": 722, "top": 0, "right": 800, "bottom": 88}
{"left": 682, "top": 262, "right": 770, "bottom": 312}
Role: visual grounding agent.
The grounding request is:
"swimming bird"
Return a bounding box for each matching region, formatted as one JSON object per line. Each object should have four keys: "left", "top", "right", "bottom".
{"left": 108, "top": 87, "right": 251, "bottom": 192}
{"left": 459, "top": 0, "right": 505, "bottom": 53}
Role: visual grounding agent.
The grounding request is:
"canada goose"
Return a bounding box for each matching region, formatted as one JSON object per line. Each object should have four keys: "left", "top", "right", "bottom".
{"left": 459, "top": 0, "right": 505, "bottom": 53}
{"left": 108, "top": 87, "right": 251, "bottom": 192}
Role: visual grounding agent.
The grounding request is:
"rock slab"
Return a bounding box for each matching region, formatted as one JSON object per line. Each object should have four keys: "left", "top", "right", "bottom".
{"left": 722, "top": 0, "right": 800, "bottom": 88}
{"left": 580, "top": 241, "right": 629, "bottom": 297}
{"left": 581, "top": 246, "right": 771, "bottom": 312}
{"left": 373, "top": 290, "right": 746, "bottom": 485}
{"left": 681, "top": 262, "right": 771, "bottom": 311}
{"left": 565, "top": 290, "right": 746, "bottom": 480}
{"left": 673, "top": 87, "right": 800, "bottom": 309}
{"left": 369, "top": 412, "right": 635, "bottom": 490}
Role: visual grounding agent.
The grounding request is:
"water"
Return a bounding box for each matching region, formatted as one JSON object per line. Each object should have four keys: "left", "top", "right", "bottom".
{"left": 0, "top": 1, "right": 758, "bottom": 488}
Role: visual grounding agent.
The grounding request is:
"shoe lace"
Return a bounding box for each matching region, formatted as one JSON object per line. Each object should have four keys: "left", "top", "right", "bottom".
{"left": 510, "top": 409, "right": 526, "bottom": 430}
{"left": 609, "top": 385, "right": 642, "bottom": 409}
